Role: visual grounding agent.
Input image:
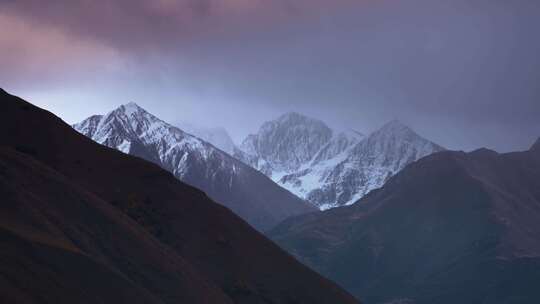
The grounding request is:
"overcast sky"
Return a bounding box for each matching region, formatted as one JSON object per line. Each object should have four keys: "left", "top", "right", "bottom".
{"left": 1, "top": 0, "right": 539, "bottom": 152}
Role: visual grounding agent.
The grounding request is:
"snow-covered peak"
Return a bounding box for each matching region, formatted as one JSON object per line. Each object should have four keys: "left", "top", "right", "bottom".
{"left": 241, "top": 112, "right": 333, "bottom": 172}
{"left": 271, "top": 112, "right": 328, "bottom": 130}
{"left": 275, "top": 112, "right": 316, "bottom": 124}
{"left": 374, "top": 119, "right": 414, "bottom": 136}
{"left": 363, "top": 120, "right": 443, "bottom": 153}
{"left": 99, "top": 103, "right": 165, "bottom": 137}
{"left": 122, "top": 101, "right": 141, "bottom": 108}
{"left": 347, "top": 120, "right": 445, "bottom": 179}
{"left": 74, "top": 103, "right": 210, "bottom": 156}
{"left": 118, "top": 102, "right": 145, "bottom": 117}
{"left": 250, "top": 112, "right": 332, "bottom": 148}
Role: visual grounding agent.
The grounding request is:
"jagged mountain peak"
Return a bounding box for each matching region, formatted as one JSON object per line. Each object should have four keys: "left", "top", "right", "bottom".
{"left": 114, "top": 102, "right": 150, "bottom": 117}
{"left": 122, "top": 101, "right": 140, "bottom": 108}
{"left": 261, "top": 112, "right": 331, "bottom": 134}
{"left": 372, "top": 119, "right": 416, "bottom": 136}
{"left": 243, "top": 112, "right": 332, "bottom": 145}
{"left": 240, "top": 112, "right": 334, "bottom": 173}
{"left": 276, "top": 111, "right": 315, "bottom": 122}
{"left": 120, "top": 101, "right": 141, "bottom": 111}
{"left": 104, "top": 103, "right": 182, "bottom": 139}
{"left": 98, "top": 102, "right": 154, "bottom": 128}
{"left": 365, "top": 119, "right": 445, "bottom": 153}
{"left": 75, "top": 103, "right": 200, "bottom": 157}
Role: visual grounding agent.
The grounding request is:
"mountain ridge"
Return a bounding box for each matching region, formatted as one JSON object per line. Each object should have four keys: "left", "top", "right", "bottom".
{"left": 236, "top": 112, "right": 444, "bottom": 209}
{"left": 74, "top": 103, "right": 315, "bottom": 231}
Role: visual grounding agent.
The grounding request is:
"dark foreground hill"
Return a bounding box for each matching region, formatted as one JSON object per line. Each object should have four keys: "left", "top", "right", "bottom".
{"left": 0, "top": 88, "right": 358, "bottom": 304}
{"left": 271, "top": 143, "right": 540, "bottom": 303}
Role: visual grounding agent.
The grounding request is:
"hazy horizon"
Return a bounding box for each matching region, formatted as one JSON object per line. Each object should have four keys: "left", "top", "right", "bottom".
{"left": 7, "top": 92, "right": 535, "bottom": 154}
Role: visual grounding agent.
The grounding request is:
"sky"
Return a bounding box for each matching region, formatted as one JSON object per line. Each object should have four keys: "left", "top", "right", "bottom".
{"left": 1, "top": 0, "right": 539, "bottom": 152}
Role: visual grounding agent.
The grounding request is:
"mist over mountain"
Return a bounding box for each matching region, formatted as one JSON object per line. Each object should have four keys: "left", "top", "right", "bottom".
{"left": 175, "top": 121, "right": 236, "bottom": 155}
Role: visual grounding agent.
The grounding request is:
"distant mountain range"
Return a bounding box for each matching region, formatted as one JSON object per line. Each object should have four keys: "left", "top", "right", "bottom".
{"left": 0, "top": 88, "right": 358, "bottom": 304}
{"left": 76, "top": 107, "right": 444, "bottom": 213}
{"left": 73, "top": 103, "right": 314, "bottom": 231}
{"left": 270, "top": 141, "right": 540, "bottom": 303}
{"left": 235, "top": 113, "right": 445, "bottom": 209}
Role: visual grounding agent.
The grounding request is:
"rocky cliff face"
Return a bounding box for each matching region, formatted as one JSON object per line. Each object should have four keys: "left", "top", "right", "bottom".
{"left": 239, "top": 112, "right": 334, "bottom": 175}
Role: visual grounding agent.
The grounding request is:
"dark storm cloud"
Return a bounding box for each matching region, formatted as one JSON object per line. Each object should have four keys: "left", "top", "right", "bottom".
{"left": 1, "top": 0, "right": 539, "bottom": 152}
{"left": 0, "top": 0, "right": 348, "bottom": 49}
{"left": 1, "top": 0, "right": 218, "bottom": 49}
{"left": 0, "top": 0, "right": 356, "bottom": 84}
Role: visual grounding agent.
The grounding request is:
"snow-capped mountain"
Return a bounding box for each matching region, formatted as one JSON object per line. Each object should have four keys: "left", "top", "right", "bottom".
{"left": 239, "top": 113, "right": 335, "bottom": 175}
{"left": 236, "top": 113, "right": 444, "bottom": 210}
{"left": 73, "top": 103, "right": 315, "bottom": 231}
{"left": 175, "top": 121, "right": 236, "bottom": 155}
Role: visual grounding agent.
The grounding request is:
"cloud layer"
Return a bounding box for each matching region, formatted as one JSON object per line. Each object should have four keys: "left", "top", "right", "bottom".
{"left": 1, "top": 0, "right": 539, "bottom": 152}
